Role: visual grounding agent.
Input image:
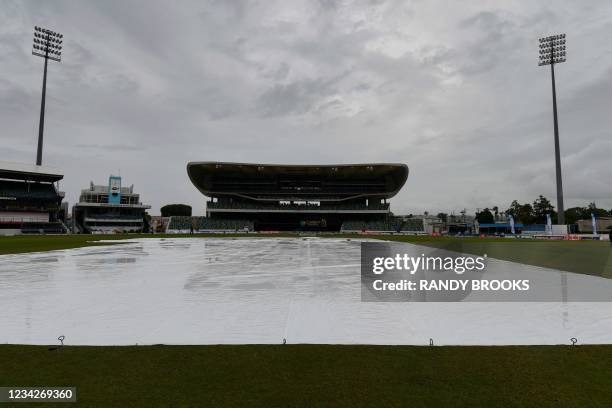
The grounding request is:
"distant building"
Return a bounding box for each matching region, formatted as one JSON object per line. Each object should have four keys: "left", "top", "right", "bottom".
{"left": 72, "top": 175, "right": 150, "bottom": 233}
{"left": 577, "top": 217, "right": 612, "bottom": 234}
{"left": 0, "top": 161, "right": 66, "bottom": 235}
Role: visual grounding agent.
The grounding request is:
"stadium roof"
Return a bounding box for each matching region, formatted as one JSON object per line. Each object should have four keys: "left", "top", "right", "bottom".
{"left": 187, "top": 161, "right": 408, "bottom": 200}
{"left": 0, "top": 161, "right": 63, "bottom": 182}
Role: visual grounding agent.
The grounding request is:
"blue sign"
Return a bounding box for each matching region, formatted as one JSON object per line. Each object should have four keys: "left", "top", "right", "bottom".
{"left": 108, "top": 176, "right": 121, "bottom": 204}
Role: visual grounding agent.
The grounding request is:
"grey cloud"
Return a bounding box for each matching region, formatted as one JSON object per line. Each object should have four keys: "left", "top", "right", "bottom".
{"left": 0, "top": 79, "right": 36, "bottom": 113}
{"left": 459, "top": 11, "right": 514, "bottom": 32}
{"left": 75, "top": 143, "right": 142, "bottom": 152}
{"left": 255, "top": 71, "right": 349, "bottom": 117}
{"left": 0, "top": 0, "right": 611, "bottom": 215}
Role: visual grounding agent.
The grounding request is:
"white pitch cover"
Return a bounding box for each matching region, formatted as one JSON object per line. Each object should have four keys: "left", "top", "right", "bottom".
{"left": 0, "top": 238, "right": 610, "bottom": 345}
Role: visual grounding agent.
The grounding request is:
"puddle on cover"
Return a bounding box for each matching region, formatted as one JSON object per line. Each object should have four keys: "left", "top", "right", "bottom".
{"left": 0, "top": 237, "right": 610, "bottom": 345}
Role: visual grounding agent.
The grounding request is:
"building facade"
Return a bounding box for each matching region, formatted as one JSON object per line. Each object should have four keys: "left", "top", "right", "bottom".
{"left": 72, "top": 175, "right": 150, "bottom": 233}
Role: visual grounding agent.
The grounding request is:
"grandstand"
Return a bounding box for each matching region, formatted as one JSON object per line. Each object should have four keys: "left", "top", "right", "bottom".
{"left": 0, "top": 161, "right": 66, "bottom": 235}
{"left": 401, "top": 218, "right": 426, "bottom": 233}
{"left": 72, "top": 175, "right": 151, "bottom": 233}
{"left": 167, "top": 216, "right": 254, "bottom": 233}
{"left": 340, "top": 218, "right": 423, "bottom": 233}
{"left": 186, "top": 162, "right": 408, "bottom": 232}
{"left": 577, "top": 217, "right": 612, "bottom": 234}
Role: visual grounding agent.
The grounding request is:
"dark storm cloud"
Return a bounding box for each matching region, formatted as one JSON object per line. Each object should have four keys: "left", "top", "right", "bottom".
{"left": 0, "top": 0, "right": 611, "bottom": 215}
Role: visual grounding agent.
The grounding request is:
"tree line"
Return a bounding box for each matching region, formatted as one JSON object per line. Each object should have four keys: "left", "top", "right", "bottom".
{"left": 436, "top": 195, "right": 611, "bottom": 225}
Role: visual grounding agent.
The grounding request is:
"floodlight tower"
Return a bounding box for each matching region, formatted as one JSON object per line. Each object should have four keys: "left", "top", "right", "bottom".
{"left": 32, "top": 26, "right": 63, "bottom": 166}
{"left": 538, "top": 33, "right": 566, "bottom": 224}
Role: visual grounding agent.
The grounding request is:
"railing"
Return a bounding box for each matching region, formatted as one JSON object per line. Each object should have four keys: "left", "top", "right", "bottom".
{"left": 0, "top": 192, "right": 59, "bottom": 200}
{"left": 20, "top": 221, "right": 66, "bottom": 234}
{"left": 168, "top": 216, "right": 254, "bottom": 231}
{"left": 207, "top": 202, "right": 389, "bottom": 211}
{"left": 341, "top": 218, "right": 424, "bottom": 232}
{"left": 0, "top": 215, "right": 50, "bottom": 223}
{"left": 84, "top": 214, "right": 143, "bottom": 220}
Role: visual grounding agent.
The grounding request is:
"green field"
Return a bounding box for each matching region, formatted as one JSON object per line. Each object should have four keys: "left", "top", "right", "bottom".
{"left": 1, "top": 344, "right": 610, "bottom": 407}
{"left": 1, "top": 233, "right": 610, "bottom": 278}
{"left": 378, "top": 235, "right": 612, "bottom": 279}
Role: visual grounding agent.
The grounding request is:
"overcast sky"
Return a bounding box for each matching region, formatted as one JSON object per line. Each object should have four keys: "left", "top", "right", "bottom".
{"left": 1, "top": 0, "right": 611, "bottom": 216}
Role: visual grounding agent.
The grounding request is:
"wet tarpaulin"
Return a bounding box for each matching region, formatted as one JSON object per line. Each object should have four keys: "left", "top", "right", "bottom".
{"left": 0, "top": 238, "right": 611, "bottom": 345}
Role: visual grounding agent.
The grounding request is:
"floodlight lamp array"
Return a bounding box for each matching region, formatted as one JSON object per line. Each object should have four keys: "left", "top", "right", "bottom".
{"left": 538, "top": 34, "right": 566, "bottom": 66}
{"left": 32, "top": 26, "right": 63, "bottom": 62}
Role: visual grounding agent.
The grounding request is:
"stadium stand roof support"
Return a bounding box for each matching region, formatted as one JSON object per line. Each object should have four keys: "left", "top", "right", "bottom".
{"left": 0, "top": 161, "right": 63, "bottom": 182}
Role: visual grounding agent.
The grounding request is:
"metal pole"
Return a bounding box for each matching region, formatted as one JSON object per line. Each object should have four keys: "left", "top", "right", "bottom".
{"left": 550, "top": 63, "right": 565, "bottom": 224}
{"left": 36, "top": 42, "right": 49, "bottom": 166}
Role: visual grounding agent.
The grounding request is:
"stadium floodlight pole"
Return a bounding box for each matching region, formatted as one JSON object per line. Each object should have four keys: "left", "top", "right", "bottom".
{"left": 538, "top": 33, "right": 566, "bottom": 225}
{"left": 32, "top": 26, "right": 63, "bottom": 166}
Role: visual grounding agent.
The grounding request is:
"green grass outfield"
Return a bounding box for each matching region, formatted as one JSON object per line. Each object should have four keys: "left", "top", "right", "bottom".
{"left": 1, "top": 344, "right": 610, "bottom": 407}
{"left": 380, "top": 235, "right": 612, "bottom": 279}
{"left": 1, "top": 233, "right": 610, "bottom": 278}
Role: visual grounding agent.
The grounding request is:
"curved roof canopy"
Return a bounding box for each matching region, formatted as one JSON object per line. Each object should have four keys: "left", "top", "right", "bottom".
{"left": 0, "top": 161, "right": 63, "bottom": 182}
{"left": 187, "top": 161, "right": 408, "bottom": 201}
